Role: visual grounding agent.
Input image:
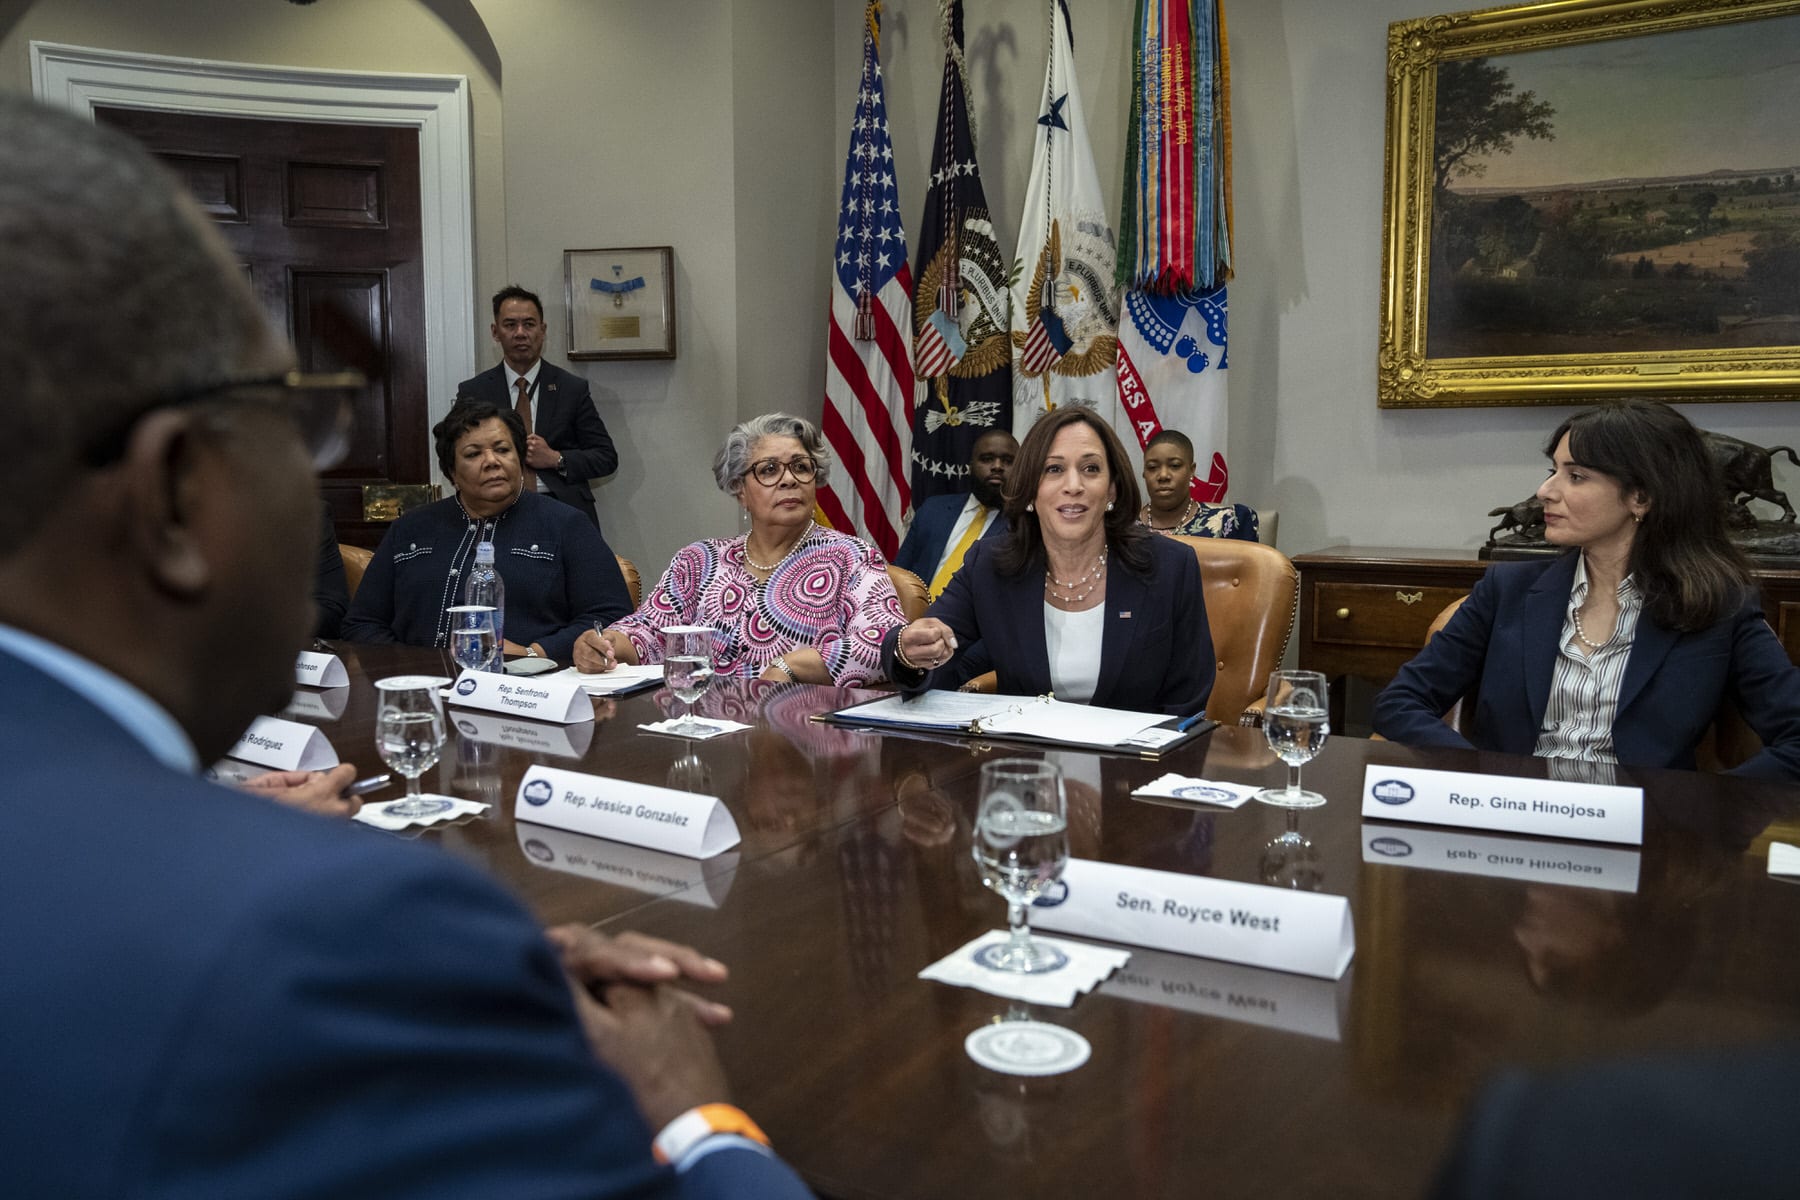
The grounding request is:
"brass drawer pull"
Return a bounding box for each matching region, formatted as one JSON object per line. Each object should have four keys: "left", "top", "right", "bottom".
{"left": 1335, "top": 607, "right": 1351, "bottom": 620}
{"left": 1396, "top": 591, "right": 1424, "bottom": 605}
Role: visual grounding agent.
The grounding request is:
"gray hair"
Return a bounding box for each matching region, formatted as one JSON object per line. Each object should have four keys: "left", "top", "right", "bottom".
{"left": 0, "top": 97, "right": 279, "bottom": 552}
{"left": 712, "top": 412, "right": 833, "bottom": 495}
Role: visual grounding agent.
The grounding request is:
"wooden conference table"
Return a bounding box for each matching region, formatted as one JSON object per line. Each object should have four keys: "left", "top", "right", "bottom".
{"left": 285, "top": 642, "right": 1800, "bottom": 1199}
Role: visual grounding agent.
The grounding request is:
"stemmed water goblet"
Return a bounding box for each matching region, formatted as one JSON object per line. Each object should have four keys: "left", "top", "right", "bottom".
{"left": 1256, "top": 669, "right": 1330, "bottom": 808}
{"left": 971, "top": 758, "right": 1070, "bottom": 974}
{"left": 447, "top": 605, "right": 499, "bottom": 674}
{"left": 374, "top": 676, "right": 449, "bottom": 818}
{"left": 661, "top": 625, "right": 716, "bottom": 737}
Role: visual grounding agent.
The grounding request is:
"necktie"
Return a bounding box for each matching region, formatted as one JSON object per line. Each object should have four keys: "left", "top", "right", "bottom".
{"left": 928, "top": 506, "right": 989, "bottom": 599}
{"left": 515, "top": 376, "right": 537, "bottom": 491}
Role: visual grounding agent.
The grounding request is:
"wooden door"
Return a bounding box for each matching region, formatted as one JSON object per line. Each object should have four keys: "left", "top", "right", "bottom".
{"left": 95, "top": 106, "right": 429, "bottom": 548}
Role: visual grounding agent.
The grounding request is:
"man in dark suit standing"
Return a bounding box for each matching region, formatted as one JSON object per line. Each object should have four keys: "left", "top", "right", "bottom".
{"left": 458, "top": 285, "right": 617, "bottom": 528}
{"left": 0, "top": 97, "right": 806, "bottom": 1200}
{"left": 893, "top": 427, "right": 1017, "bottom": 598}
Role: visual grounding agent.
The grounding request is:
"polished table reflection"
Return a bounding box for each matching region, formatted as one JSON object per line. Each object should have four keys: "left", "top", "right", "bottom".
{"left": 289, "top": 644, "right": 1800, "bottom": 1199}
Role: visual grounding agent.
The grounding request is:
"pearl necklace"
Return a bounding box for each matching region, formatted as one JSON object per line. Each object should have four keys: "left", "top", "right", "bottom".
{"left": 744, "top": 521, "right": 814, "bottom": 573}
{"left": 1046, "top": 549, "right": 1107, "bottom": 605}
{"left": 1141, "top": 499, "right": 1198, "bottom": 534}
{"left": 1571, "top": 605, "right": 1615, "bottom": 652}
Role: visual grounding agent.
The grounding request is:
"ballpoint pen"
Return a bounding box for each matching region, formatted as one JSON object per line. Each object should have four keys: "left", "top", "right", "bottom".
{"left": 1175, "top": 711, "right": 1208, "bottom": 733}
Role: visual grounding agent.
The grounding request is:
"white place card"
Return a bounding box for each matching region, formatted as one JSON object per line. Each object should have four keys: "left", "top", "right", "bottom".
{"left": 1101, "top": 945, "right": 1351, "bottom": 1042}
{"left": 1361, "top": 823, "right": 1641, "bottom": 893}
{"left": 513, "top": 823, "right": 738, "bottom": 908}
{"left": 451, "top": 710, "right": 596, "bottom": 759}
{"left": 294, "top": 651, "right": 349, "bottom": 688}
{"left": 1029, "top": 858, "right": 1354, "bottom": 980}
{"left": 1360, "top": 764, "right": 1643, "bottom": 846}
{"left": 514, "top": 764, "right": 740, "bottom": 859}
{"left": 227, "top": 716, "right": 339, "bottom": 771}
{"left": 282, "top": 686, "right": 350, "bottom": 722}
{"left": 447, "top": 669, "right": 593, "bottom": 724}
{"left": 1769, "top": 841, "right": 1800, "bottom": 878}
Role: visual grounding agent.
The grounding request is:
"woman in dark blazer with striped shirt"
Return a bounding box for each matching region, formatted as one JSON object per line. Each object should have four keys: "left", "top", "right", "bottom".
{"left": 1373, "top": 400, "right": 1800, "bottom": 781}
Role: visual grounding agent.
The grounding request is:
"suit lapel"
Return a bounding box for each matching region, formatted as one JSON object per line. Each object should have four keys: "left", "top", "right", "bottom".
{"left": 1092, "top": 556, "right": 1146, "bottom": 705}
{"left": 1011, "top": 561, "right": 1052, "bottom": 693}
{"left": 1522, "top": 554, "right": 1578, "bottom": 732}
{"left": 1618, "top": 610, "right": 1676, "bottom": 717}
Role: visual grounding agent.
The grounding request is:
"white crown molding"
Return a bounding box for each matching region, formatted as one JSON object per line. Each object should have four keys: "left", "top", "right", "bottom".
{"left": 31, "top": 40, "right": 475, "bottom": 461}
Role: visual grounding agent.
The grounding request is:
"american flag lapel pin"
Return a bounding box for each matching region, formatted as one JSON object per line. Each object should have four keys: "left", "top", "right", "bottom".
{"left": 1119, "top": 611, "right": 1132, "bottom": 619}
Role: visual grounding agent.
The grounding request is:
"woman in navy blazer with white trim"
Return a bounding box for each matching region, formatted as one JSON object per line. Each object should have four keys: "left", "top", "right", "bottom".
{"left": 1373, "top": 400, "right": 1800, "bottom": 781}
{"left": 881, "top": 407, "right": 1214, "bottom": 718}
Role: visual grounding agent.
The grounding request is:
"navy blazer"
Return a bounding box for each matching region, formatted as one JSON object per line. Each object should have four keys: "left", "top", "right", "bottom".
{"left": 891, "top": 492, "right": 1007, "bottom": 580}
{"left": 0, "top": 649, "right": 809, "bottom": 1199}
{"left": 458, "top": 360, "right": 617, "bottom": 527}
{"left": 1372, "top": 553, "right": 1800, "bottom": 780}
{"left": 882, "top": 532, "right": 1215, "bottom": 717}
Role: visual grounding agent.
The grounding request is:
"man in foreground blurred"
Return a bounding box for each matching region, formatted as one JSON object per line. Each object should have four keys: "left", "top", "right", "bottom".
{"left": 0, "top": 95, "right": 807, "bottom": 1199}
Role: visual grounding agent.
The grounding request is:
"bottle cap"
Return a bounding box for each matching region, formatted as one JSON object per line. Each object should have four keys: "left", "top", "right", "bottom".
{"left": 474, "top": 542, "right": 496, "bottom": 564}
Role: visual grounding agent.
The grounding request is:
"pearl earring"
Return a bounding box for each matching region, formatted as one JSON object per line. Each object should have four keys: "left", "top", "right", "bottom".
{"left": 1026, "top": 502, "right": 1034, "bottom": 512}
{"left": 1106, "top": 502, "right": 1114, "bottom": 512}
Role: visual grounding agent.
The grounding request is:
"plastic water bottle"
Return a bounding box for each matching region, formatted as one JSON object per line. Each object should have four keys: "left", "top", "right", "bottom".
{"left": 462, "top": 542, "right": 505, "bottom": 671}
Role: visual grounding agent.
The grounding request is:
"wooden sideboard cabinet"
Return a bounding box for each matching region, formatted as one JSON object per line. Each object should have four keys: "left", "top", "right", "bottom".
{"left": 1293, "top": 545, "right": 1800, "bottom": 728}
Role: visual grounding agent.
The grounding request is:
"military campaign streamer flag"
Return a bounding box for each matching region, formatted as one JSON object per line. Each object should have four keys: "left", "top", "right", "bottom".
{"left": 819, "top": 1, "right": 917, "bottom": 560}
{"left": 908, "top": 0, "right": 1012, "bottom": 507}
{"left": 1009, "top": 0, "right": 1121, "bottom": 436}
{"left": 1112, "top": 0, "right": 1234, "bottom": 496}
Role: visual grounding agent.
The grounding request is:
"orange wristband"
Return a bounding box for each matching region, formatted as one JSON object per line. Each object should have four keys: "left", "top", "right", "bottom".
{"left": 652, "top": 1103, "right": 771, "bottom": 1165}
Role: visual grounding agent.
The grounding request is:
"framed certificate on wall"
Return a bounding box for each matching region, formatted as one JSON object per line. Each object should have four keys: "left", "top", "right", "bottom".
{"left": 564, "top": 246, "right": 676, "bottom": 360}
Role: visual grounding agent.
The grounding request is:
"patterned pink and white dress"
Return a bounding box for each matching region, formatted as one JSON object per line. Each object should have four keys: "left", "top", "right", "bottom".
{"left": 612, "top": 525, "right": 904, "bottom": 686}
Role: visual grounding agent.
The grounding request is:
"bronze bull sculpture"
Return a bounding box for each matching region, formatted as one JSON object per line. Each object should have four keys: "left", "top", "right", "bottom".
{"left": 1704, "top": 432, "right": 1799, "bottom": 524}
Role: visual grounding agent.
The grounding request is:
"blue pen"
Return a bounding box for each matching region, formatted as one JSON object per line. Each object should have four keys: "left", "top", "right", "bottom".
{"left": 1175, "top": 712, "right": 1207, "bottom": 733}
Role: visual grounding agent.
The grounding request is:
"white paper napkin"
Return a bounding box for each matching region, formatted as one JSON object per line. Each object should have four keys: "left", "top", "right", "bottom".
{"left": 1131, "top": 773, "right": 1258, "bottom": 809}
{"left": 636, "top": 718, "right": 752, "bottom": 740}
{"left": 354, "top": 794, "right": 490, "bottom": 831}
{"left": 1769, "top": 841, "right": 1800, "bottom": 877}
{"left": 919, "top": 931, "right": 1130, "bottom": 1007}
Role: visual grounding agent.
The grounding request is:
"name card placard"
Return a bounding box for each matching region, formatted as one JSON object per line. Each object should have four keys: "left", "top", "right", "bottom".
{"left": 514, "top": 823, "right": 739, "bottom": 908}
{"left": 1029, "top": 859, "right": 1354, "bottom": 980}
{"left": 227, "top": 716, "right": 339, "bottom": 771}
{"left": 514, "top": 764, "right": 740, "bottom": 859}
{"left": 294, "top": 651, "right": 348, "bottom": 688}
{"left": 1361, "top": 765, "right": 1643, "bottom": 846}
{"left": 283, "top": 687, "right": 350, "bottom": 723}
{"left": 447, "top": 669, "right": 592, "bottom": 724}
{"left": 1101, "top": 945, "right": 1352, "bottom": 1042}
{"left": 1362, "top": 824, "right": 1642, "bottom": 893}
{"left": 452, "top": 711, "right": 596, "bottom": 760}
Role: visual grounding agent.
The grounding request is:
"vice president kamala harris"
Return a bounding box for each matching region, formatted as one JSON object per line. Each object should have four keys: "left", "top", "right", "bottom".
{"left": 882, "top": 406, "right": 1214, "bottom": 717}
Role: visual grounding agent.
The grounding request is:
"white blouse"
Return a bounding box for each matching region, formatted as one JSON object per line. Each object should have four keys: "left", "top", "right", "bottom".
{"left": 1043, "top": 602, "right": 1106, "bottom": 703}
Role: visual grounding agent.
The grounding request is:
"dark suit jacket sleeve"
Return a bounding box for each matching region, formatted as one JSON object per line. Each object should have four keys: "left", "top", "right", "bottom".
{"left": 313, "top": 504, "right": 349, "bottom": 640}
{"left": 550, "top": 371, "right": 618, "bottom": 482}
{"left": 1724, "top": 598, "right": 1800, "bottom": 781}
{"left": 891, "top": 507, "right": 933, "bottom": 577}
{"left": 339, "top": 524, "right": 402, "bottom": 645}
{"left": 1371, "top": 569, "right": 1497, "bottom": 751}
{"left": 133, "top": 843, "right": 814, "bottom": 1199}
{"left": 540, "top": 521, "right": 634, "bottom": 663}
{"left": 881, "top": 537, "right": 992, "bottom": 693}
{"left": 1160, "top": 543, "right": 1215, "bottom": 717}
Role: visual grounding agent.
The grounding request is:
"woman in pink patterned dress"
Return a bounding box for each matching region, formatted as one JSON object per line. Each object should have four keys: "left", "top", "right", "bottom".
{"left": 572, "top": 413, "right": 905, "bottom": 685}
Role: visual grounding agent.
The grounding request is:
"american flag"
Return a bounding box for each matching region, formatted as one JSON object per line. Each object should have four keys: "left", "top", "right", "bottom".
{"left": 818, "top": 1, "right": 915, "bottom": 561}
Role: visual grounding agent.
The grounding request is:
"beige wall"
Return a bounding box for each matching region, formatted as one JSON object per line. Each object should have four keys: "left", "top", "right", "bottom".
{"left": 5, "top": 0, "right": 1794, "bottom": 575}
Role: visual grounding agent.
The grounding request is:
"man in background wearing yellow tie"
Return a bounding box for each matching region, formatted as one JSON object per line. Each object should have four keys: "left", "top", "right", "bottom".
{"left": 893, "top": 428, "right": 1017, "bottom": 598}
{"left": 457, "top": 286, "right": 617, "bottom": 530}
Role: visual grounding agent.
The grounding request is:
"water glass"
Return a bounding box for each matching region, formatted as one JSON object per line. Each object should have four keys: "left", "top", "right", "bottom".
{"left": 661, "top": 625, "right": 716, "bottom": 736}
{"left": 447, "top": 605, "right": 499, "bottom": 674}
{"left": 374, "top": 676, "right": 449, "bottom": 818}
{"left": 971, "top": 758, "right": 1070, "bottom": 974}
{"left": 1256, "top": 669, "right": 1330, "bottom": 808}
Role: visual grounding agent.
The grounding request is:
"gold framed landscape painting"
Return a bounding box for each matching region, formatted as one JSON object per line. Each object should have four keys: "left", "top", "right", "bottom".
{"left": 1379, "top": 0, "right": 1800, "bottom": 407}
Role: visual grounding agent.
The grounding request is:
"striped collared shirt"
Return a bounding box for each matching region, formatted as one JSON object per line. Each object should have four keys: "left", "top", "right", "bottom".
{"left": 1534, "top": 555, "right": 1642, "bottom": 763}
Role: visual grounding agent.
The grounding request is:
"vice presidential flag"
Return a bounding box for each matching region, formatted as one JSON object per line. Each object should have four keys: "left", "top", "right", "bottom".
{"left": 908, "top": 0, "right": 1012, "bottom": 506}
{"left": 1009, "top": 0, "right": 1120, "bottom": 436}
{"left": 1112, "top": 0, "right": 1233, "bottom": 494}
{"left": 819, "top": 1, "right": 916, "bottom": 560}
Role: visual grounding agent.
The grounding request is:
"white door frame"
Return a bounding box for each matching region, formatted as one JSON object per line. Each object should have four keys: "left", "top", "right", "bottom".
{"left": 31, "top": 40, "right": 476, "bottom": 447}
